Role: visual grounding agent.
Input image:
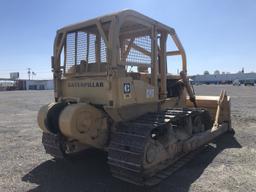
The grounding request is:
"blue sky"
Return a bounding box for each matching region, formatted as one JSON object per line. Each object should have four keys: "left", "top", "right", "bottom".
{"left": 0, "top": 0, "right": 255, "bottom": 79}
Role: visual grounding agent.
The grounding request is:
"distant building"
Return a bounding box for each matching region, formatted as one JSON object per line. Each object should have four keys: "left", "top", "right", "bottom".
{"left": 25, "top": 80, "right": 53, "bottom": 90}
{"left": 0, "top": 80, "right": 15, "bottom": 91}
{"left": 1, "top": 68, "right": 55, "bottom": 91}
{"left": 191, "top": 72, "right": 256, "bottom": 84}
{"left": 0, "top": 79, "right": 53, "bottom": 91}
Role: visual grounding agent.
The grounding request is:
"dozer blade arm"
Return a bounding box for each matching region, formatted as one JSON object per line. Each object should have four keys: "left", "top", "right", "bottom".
{"left": 180, "top": 71, "right": 197, "bottom": 107}
{"left": 213, "top": 90, "right": 232, "bottom": 129}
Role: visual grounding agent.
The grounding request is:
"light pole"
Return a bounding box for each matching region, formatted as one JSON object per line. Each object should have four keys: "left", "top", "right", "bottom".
{"left": 27, "top": 68, "right": 31, "bottom": 80}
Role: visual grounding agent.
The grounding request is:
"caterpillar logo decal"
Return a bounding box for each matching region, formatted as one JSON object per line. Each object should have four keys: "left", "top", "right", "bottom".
{"left": 123, "top": 83, "right": 131, "bottom": 94}
{"left": 67, "top": 81, "right": 104, "bottom": 88}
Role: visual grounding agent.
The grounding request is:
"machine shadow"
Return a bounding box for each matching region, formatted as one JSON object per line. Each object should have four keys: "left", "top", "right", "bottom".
{"left": 22, "top": 132, "right": 241, "bottom": 192}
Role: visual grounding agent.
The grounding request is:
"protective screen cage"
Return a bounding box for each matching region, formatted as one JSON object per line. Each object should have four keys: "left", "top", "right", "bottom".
{"left": 120, "top": 34, "right": 152, "bottom": 68}
{"left": 64, "top": 27, "right": 107, "bottom": 74}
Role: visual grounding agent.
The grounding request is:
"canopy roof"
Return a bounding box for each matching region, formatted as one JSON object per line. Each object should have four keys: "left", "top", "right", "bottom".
{"left": 57, "top": 9, "right": 175, "bottom": 34}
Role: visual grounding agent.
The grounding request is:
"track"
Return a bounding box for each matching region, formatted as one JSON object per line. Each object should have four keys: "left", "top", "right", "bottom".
{"left": 108, "top": 108, "right": 206, "bottom": 186}
{"left": 42, "top": 107, "right": 210, "bottom": 186}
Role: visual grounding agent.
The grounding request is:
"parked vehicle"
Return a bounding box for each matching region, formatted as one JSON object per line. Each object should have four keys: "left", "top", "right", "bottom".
{"left": 244, "top": 79, "right": 255, "bottom": 86}
{"left": 232, "top": 79, "right": 241, "bottom": 86}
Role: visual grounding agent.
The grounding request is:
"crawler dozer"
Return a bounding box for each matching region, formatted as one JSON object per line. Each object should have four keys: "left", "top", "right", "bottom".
{"left": 38, "top": 10, "right": 232, "bottom": 185}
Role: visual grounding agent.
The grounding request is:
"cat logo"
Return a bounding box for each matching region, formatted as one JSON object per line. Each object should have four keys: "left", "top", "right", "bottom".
{"left": 123, "top": 83, "right": 131, "bottom": 94}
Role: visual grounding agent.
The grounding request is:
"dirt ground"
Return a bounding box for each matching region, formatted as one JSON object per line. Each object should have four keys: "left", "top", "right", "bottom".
{"left": 0, "top": 85, "right": 255, "bottom": 192}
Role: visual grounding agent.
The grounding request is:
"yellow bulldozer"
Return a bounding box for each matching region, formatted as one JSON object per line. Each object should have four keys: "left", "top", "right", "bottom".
{"left": 38, "top": 10, "right": 232, "bottom": 185}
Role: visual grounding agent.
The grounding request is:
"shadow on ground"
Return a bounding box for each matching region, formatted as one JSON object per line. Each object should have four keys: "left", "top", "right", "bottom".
{"left": 22, "top": 132, "right": 241, "bottom": 192}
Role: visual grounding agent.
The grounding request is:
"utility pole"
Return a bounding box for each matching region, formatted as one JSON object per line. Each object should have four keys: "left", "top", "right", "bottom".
{"left": 27, "top": 68, "right": 31, "bottom": 80}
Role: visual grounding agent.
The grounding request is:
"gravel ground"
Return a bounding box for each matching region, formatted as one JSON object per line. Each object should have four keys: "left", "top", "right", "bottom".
{"left": 0, "top": 85, "right": 255, "bottom": 192}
